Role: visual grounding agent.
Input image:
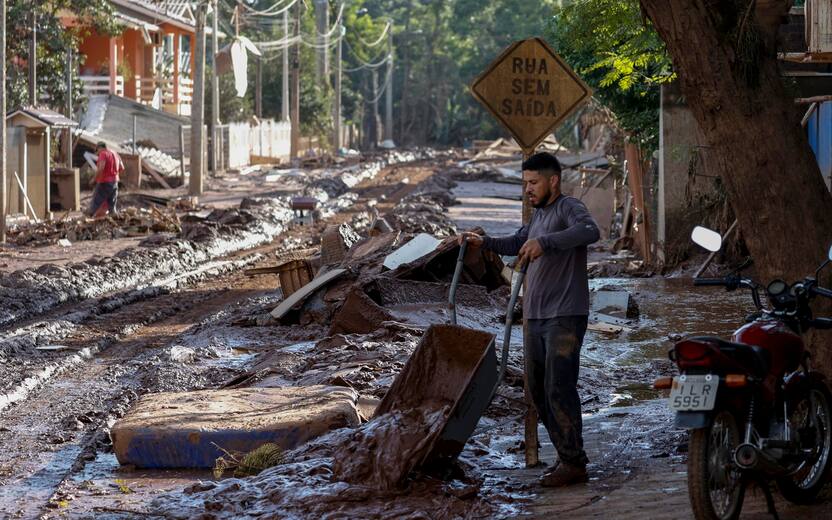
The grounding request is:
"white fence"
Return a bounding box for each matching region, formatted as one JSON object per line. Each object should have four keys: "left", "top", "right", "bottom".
{"left": 223, "top": 119, "right": 291, "bottom": 170}
{"left": 227, "top": 122, "right": 251, "bottom": 170}
{"left": 250, "top": 120, "right": 292, "bottom": 160}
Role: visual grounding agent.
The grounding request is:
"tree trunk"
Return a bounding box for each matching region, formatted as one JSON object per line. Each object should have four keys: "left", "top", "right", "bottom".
{"left": 639, "top": 0, "right": 832, "bottom": 367}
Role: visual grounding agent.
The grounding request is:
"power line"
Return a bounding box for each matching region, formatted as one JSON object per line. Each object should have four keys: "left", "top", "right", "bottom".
{"left": 343, "top": 51, "right": 390, "bottom": 72}
{"left": 365, "top": 66, "right": 392, "bottom": 105}
{"left": 237, "top": 0, "right": 298, "bottom": 17}
{"left": 355, "top": 21, "right": 390, "bottom": 48}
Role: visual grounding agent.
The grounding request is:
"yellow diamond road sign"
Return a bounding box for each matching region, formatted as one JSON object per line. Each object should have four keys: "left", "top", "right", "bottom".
{"left": 470, "top": 37, "right": 592, "bottom": 154}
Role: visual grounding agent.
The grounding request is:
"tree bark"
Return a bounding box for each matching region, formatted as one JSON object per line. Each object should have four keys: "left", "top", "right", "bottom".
{"left": 639, "top": 0, "right": 832, "bottom": 366}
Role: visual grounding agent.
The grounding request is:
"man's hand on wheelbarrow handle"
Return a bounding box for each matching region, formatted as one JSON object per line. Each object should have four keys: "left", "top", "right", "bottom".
{"left": 457, "top": 232, "right": 483, "bottom": 248}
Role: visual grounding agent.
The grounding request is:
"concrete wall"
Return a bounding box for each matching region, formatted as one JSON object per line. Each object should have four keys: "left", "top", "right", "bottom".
{"left": 658, "top": 82, "right": 722, "bottom": 264}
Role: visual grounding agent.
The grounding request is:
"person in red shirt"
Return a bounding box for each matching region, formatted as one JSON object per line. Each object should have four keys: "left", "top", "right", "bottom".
{"left": 88, "top": 142, "right": 124, "bottom": 217}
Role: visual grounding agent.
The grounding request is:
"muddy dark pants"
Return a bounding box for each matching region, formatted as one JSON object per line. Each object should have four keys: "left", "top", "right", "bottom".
{"left": 88, "top": 182, "right": 118, "bottom": 216}
{"left": 525, "top": 315, "right": 589, "bottom": 466}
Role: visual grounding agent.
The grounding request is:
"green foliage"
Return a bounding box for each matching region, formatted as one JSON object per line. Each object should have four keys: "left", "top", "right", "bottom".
{"left": 549, "top": 0, "right": 674, "bottom": 151}
{"left": 6, "top": 0, "right": 119, "bottom": 111}
{"left": 205, "top": 65, "right": 254, "bottom": 123}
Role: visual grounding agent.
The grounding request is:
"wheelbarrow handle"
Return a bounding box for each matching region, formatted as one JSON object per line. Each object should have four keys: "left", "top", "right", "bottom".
{"left": 448, "top": 239, "right": 468, "bottom": 325}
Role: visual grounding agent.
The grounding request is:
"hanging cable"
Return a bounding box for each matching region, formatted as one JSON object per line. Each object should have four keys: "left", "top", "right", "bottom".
{"left": 312, "top": 2, "right": 345, "bottom": 39}
{"left": 365, "top": 67, "right": 393, "bottom": 105}
{"left": 237, "top": 0, "right": 298, "bottom": 17}
{"left": 343, "top": 52, "right": 390, "bottom": 72}
{"left": 355, "top": 22, "right": 390, "bottom": 48}
{"left": 344, "top": 39, "right": 389, "bottom": 67}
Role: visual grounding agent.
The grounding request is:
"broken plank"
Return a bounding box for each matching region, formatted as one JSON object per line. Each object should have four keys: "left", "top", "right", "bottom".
{"left": 271, "top": 268, "right": 347, "bottom": 319}
{"left": 142, "top": 162, "right": 173, "bottom": 190}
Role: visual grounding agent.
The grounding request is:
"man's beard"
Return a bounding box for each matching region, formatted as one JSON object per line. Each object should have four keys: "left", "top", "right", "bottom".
{"left": 531, "top": 190, "right": 552, "bottom": 209}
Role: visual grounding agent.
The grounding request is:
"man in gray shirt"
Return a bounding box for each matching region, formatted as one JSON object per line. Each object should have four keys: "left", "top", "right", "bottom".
{"left": 459, "top": 151, "right": 599, "bottom": 487}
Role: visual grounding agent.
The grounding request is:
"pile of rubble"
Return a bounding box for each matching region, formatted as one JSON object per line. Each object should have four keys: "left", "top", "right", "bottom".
{"left": 8, "top": 207, "right": 182, "bottom": 246}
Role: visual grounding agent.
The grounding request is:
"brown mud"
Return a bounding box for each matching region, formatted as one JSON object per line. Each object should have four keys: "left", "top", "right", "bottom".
{"left": 3, "top": 153, "right": 831, "bottom": 519}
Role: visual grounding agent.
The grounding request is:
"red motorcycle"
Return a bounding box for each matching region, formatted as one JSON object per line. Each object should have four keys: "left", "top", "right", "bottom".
{"left": 655, "top": 227, "right": 832, "bottom": 520}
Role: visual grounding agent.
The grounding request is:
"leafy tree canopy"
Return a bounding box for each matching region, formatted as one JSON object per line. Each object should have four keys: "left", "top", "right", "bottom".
{"left": 6, "top": 0, "right": 119, "bottom": 112}
{"left": 549, "top": 0, "right": 674, "bottom": 151}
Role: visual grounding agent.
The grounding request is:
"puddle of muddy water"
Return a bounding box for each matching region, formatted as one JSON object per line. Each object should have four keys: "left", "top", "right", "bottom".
{"left": 579, "top": 277, "right": 753, "bottom": 408}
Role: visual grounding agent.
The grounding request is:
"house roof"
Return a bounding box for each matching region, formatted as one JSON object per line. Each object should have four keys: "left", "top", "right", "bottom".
{"left": 7, "top": 107, "right": 78, "bottom": 128}
{"left": 110, "top": 0, "right": 196, "bottom": 32}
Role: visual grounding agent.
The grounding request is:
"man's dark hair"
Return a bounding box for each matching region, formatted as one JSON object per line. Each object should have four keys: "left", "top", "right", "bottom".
{"left": 96, "top": 142, "right": 107, "bottom": 150}
{"left": 522, "top": 151, "right": 562, "bottom": 177}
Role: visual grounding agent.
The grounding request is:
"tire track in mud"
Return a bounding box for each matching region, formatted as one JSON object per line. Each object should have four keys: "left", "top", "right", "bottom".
{"left": 0, "top": 154, "right": 436, "bottom": 414}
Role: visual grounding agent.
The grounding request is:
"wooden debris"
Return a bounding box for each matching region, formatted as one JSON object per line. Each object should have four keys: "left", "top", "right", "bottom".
{"left": 8, "top": 207, "right": 181, "bottom": 246}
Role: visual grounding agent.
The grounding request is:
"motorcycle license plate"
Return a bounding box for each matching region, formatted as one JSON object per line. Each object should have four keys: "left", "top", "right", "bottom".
{"left": 669, "top": 375, "right": 718, "bottom": 411}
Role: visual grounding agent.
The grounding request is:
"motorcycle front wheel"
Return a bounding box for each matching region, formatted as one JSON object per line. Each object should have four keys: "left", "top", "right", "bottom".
{"left": 777, "top": 379, "right": 832, "bottom": 504}
{"left": 688, "top": 410, "right": 745, "bottom": 520}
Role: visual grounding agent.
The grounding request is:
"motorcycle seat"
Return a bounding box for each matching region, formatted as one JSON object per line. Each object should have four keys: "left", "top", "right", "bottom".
{"left": 688, "top": 336, "right": 771, "bottom": 378}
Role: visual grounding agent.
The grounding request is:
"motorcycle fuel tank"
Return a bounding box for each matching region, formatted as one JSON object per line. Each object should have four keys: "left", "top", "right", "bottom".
{"left": 733, "top": 319, "right": 804, "bottom": 376}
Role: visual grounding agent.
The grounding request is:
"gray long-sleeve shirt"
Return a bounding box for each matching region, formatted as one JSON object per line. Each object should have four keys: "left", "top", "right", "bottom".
{"left": 483, "top": 194, "right": 600, "bottom": 319}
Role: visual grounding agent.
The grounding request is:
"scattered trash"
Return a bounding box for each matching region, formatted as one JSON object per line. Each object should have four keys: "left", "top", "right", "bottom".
{"left": 329, "top": 289, "right": 395, "bottom": 335}
{"left": 270, "top": 269, "right": 348, "bottom": 320}
{"left": 8, "top": 207, "right": 181, "bottom": 246}
{"left": 591, "top": 290, "right": 640, "bottom": 319}
{"left": 383, "top": 233, "right": 442, "bottom": 270}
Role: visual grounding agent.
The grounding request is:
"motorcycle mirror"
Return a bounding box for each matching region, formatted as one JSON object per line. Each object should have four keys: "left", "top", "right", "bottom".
{"left": 691, "top": 226, "right": 722, "bottom": 252}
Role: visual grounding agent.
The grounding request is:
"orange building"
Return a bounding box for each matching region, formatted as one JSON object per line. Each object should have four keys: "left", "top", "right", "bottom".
{"left": 64, "top": 0, "right": 200, "bottom": 116}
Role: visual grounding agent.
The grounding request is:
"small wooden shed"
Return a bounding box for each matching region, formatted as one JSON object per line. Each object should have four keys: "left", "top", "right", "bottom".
{"left": 5, "top": 107, "right": 78, "bottom": 220}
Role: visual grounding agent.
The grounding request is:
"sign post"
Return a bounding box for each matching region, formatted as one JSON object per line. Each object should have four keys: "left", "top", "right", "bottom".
{"left": 470, "top": 37, "right": 591, "bottom": 468}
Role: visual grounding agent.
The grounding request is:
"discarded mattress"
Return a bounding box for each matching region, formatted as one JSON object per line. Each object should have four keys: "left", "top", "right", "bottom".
{"left": 111, "top": 386, "right": 360, "bottom": 469}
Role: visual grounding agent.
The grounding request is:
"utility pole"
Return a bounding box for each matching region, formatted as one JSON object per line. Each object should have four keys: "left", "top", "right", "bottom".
{"left": 290, "top": 0, "right": 300, "bottom": 159}
{"left": 255, "top": 57, "right": 263, "bottom": 118}
{"left": 281, "top": 9, "right": 290, "bottom": 121}
{"left": 29, "top": 11, "right": 36, "bottom": 106}
{"left": 190, "top": 2, "right": 207, "bottom": 196}
{"left": 384, "top": 22, "right": 394, "bottom": 144}
{"left": 1, "top": 0, "right": 7, "bottom": 243}
{"left": 314, "top": 0, "right": 329, "bottom": 86}
{"left": 65, "top": 49, "right": 73, "bottom": 166}
{"left": 333, "top": 22, "right": 343, "bottom": 150}
{"left": 209, "top": 0, "right": 219, "bottom": 175}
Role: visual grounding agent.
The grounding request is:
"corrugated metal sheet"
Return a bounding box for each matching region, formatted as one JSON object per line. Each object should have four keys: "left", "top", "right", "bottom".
{"left": 806, "top": 101, "right": 832, "bottom": 191}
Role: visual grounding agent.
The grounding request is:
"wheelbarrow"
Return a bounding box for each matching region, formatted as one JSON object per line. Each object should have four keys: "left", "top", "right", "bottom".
{"left": 449, "top": 239, "right": 527, "bottom": 394}
{"left": 375, "top": 238, "right": 527, "bottom": 467}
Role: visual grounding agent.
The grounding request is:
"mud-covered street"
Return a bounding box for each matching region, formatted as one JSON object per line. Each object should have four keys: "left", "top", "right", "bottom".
{"left": 0, "top": 150, "right": 828, "bottom": 519}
